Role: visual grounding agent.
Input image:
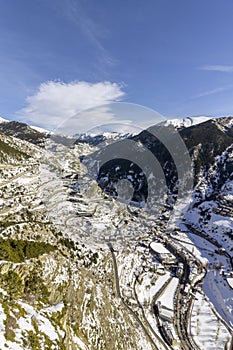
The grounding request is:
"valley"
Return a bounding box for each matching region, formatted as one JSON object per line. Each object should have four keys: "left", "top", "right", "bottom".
{"left": 0, "top": 117, "right": 232, "bottom": 349}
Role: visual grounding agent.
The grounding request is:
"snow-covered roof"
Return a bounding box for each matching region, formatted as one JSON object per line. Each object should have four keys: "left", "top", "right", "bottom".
{"left": 150, "top": 242, "right": 171, "bottom": 255}
{"left": 157, "top": 277, "right": 179, "bottom": 310}
{"left": 226, "top": 277, "right": 233, "bottom": 289}
{"left": 158, "top": 306, "right": 174, "bottom": 320}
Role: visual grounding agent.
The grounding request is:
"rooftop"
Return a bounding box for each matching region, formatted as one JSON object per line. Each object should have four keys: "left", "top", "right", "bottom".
{"left": 150, "top": 242, "right": 171, "bottom": 255}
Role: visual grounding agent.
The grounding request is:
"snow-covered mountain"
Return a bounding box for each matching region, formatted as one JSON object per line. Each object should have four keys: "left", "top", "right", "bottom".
{"left": 84, "top": 115, "right": 233, "bottom": 335}
{"left": 86, "top": 122, "right": 142, "bottom": 135}
{"left": 165, "top": 115, "right": 212, "bottom": 128}
{"left": 0, "top": 120, "right": 49, "bottom": 145}
{"left": 0, "top": 115, "right": 232, "bottom": 349}
{"left": 74, "top": 131, "right": 133, "bottom": 147}
{"left": 0, "top": 116, "right": 9, "bottom": 123}
{"left": 73, "top": 122, "right": 142, "bottom": 147}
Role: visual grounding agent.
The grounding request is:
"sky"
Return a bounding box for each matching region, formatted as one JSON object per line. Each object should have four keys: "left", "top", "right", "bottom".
{"left": 1, "top": 0, "right": 233, "bottom": 132}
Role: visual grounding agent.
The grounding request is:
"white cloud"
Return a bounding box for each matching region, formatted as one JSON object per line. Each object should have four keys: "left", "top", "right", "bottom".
{"left": 199, "top": 65, "right": 233, "bottom": 72}
{"left": 16, "top": 80, "right": 125, "bottom": 132}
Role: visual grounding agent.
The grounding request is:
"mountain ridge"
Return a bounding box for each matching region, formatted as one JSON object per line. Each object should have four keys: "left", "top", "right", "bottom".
{"left": 0, "top": 114, "right": 232, "bottom": 349}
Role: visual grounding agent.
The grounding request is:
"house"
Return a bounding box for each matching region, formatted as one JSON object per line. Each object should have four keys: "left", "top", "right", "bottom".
{"left": 150, "top": 242, "right": 176, "bottom": 264}
{"left": 157, "top": 302, "right": 174, "bottom": 322}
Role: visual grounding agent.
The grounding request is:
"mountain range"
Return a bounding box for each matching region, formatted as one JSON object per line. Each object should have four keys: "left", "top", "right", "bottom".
{"left": 0, "top": 115, "right": 232, "bottom": 349}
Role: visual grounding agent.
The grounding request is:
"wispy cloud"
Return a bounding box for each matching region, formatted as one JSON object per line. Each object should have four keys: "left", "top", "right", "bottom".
{"left": 199, "top": 65, "right": 233, "bottom": 72}
{"left": 192, "top": 84, "right": 233, "bottom": 99}
{"left": 16, "top": 80, "right": 125, "bottom": 132}
{"left": 53, "top": 0, "right": 116, "bottom": 67}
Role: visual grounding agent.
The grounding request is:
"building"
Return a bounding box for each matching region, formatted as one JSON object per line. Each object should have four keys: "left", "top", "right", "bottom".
{"left": 150, "top": 242, "right": 176, "bottom": 264}
{"left": 157, "top": 302, "right": 174, "bottom": 322}
{"left": 156, "top": 277, "right": 179, "bottom": 322}
{"left": 162, "top": 322, "right": 180, "bottom": 346}
{"left": 226, "top": 277, "right": 233, "bottom": 289}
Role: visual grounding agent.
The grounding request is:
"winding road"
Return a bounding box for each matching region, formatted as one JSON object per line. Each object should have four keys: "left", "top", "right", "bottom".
{"left": 108, "top": 242, "right": 166, "bottom": 350}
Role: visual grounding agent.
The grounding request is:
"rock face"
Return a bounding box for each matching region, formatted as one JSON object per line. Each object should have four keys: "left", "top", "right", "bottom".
{"left": 95, "top": 117, "right": 233, "bottom": 200}
{"left": 0, "top": 116, "right": 232, "bottom": 349}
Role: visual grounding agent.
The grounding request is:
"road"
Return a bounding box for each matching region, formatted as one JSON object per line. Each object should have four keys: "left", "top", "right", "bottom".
{"left": 186, "top": 223, "right": 233, "bottom": 269}
{"left": 133, "top": 278, "right": 171, "bottom": 350}
{"left": 185, "top": 223, "right": 233, "bottom": 331}
{"left": 108, "top": 242, "right": 164, "bottom": 350}
{"left": 165, "top": 239, "right": 202, "bottom": 350}
{"left": 108, "top": 227, "right": 204, "bottom": 350}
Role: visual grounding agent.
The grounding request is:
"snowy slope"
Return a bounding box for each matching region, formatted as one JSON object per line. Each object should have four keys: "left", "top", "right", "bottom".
{"left": 165, "top": 116, "right": 211, "bottom": 128}
{"left": 0, "top": 116, "right": 9, "bottom": 123}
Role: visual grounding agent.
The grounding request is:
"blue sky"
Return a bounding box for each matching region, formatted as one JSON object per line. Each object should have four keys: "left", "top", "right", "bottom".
{"left": 1, "top": 0, "right": 233, "bottom": 130}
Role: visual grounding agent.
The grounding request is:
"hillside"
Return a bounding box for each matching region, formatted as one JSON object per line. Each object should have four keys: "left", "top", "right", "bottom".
{"left": 0, "top": 121, "right": 48, "bottom": 146}
{"left": 0, "top": 131, "right": 154, "bottom": 350}
{"left": 0, "top": 117, "right": 232, "bottom": 349}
